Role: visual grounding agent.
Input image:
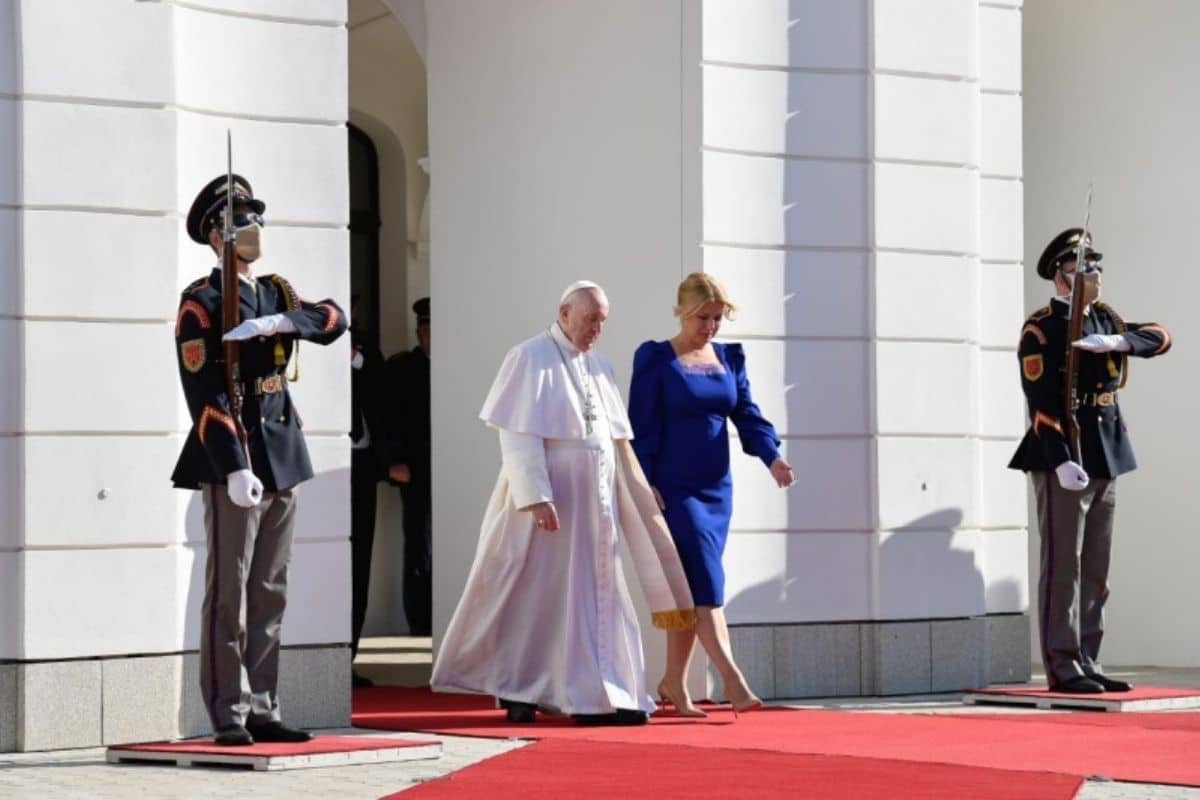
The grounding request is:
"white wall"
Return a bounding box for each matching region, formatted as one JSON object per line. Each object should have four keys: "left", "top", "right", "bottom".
{"left": 702, "top": 0, "right": 1027, "bottom": 631}
{"left": 3, "top": 0, "right": 350, "bottom": 661}
{"left": 427, "top": 0, "right": 693, "bottom": 675}
{"left": 1024, "top": 1, "right": 1200, "bottom": 666}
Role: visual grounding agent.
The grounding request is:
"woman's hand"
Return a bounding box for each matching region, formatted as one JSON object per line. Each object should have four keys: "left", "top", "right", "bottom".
{"left": 651, "top": 486, "right": 666, "bottom": 511}
{"left": 524, "top": 501, "right": 560, "bottom": 532}
{"left": 769, "top": 458, "right": 795, "bottom": 488}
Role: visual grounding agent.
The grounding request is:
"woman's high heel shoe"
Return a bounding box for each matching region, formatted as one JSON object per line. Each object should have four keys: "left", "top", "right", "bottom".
{"left": 727, "top": 685, "right": 763, "bottom": 718}
{"left": 657, "top": 681, "right": 707, "bottom": 718}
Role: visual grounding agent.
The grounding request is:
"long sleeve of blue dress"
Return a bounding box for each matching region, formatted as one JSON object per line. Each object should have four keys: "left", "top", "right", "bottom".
{"left": 628, "top": 340, "right": 665, "bottom": 485}
{"left": 723, "top": 343, "right": 782, "bottom": 469}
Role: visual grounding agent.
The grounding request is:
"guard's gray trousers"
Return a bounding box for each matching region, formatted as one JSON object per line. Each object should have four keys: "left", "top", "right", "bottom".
{"left": 1033, "top": 472, "right": 1116, "bottom": 686}
{"left": 199, "top": 484, "right": 298, "bottom": 730}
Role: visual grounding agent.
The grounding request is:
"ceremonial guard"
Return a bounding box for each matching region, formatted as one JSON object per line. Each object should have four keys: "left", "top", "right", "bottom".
{"left": 1010, "top": 228, "right": 1171, "bottom": 694}
{"left": 172, "top": 174, "right": 348, "bottom": 744}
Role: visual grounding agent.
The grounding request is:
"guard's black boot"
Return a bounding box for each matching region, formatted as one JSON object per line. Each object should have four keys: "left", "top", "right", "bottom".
{"left": 1085, "top": 673, "right": 1133, "bottom": 692}
{"left": 213, "top": 724, "right": 254, "bottom": 746}
{"left": 1051, "top": 675, "right": 1105, "bottom": 694}
{"left": 246, "top": 720, "right": 314, "bottom": 742}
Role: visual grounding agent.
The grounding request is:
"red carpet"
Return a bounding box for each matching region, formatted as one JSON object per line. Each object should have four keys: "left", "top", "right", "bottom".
{"left": 354, "top": 686, "right": 1200, "bottom": 788}
{"left": 385, "top": 739, "right": 1084, "bottom": 800}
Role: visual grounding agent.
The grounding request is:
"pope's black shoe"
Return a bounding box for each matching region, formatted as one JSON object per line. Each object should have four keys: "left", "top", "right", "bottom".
{"left": 1050, "top": 675, "right": 1105, "bottom": 694}
{"left": 213, "top": 724, "right": 254, "bottom": 746}
{"left": 499, "top": 699, "right": 537, "bottom": 723}
{"left": 1085, "top": 673, "right": 1133, "bottom": 692}
{"left": 352, "top": 671, "right": 375, "bottom": 688}
{"left": 246, "top": 720, "right": 314, "bottom": 743}
{"left": 573, "top": 709, "right": 650, "bottom": 726}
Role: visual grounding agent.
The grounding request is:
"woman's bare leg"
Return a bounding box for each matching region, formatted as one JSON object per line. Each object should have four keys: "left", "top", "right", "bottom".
{"left": 694, "top": 605, "right": 761, "bottom": 711}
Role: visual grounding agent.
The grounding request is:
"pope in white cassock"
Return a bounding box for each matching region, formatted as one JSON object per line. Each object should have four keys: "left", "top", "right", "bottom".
{"left": 431, "top": 281, "right": 697, "bottom": 725}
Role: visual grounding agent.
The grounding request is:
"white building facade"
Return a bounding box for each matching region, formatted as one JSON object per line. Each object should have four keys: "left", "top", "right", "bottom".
{"left": 0, "top": 0, "right": 1193, "bottom": 752}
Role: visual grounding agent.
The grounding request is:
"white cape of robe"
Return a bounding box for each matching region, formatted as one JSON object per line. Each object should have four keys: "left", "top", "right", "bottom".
{"left": 431, "top": 326, "right": 694, "bottom": 715}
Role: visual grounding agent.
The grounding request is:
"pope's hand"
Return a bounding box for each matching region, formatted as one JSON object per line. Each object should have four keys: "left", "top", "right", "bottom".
{"left": 227, "top": 468, "right": 263, "bottom": 507}
{"left": 525, "top": 501, "right": 559, "bottom": 532}
{"left": 1055, "top": 460, "right": 1090, "bottom": 491}
{"left": 1072, "top": 334, "right": 1130, "bottom": 353}
{"left": 223, "top": 313, "right": 297, "bottom": 341}
{"left": 769, "top": 458, "right": 795, "bottom": 488}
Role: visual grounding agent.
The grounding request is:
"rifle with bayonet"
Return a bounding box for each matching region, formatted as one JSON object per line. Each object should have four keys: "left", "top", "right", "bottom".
{"left": 1062, "top": 186, "right": 1101, "bottom": 465}
{"left": 221, "top": 130, "right": 252, "bottom": 467}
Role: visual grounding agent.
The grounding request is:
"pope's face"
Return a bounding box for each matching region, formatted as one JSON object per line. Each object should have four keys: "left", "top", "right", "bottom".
{"left": 558, "top": 290, "right": 609, "bottom": 352}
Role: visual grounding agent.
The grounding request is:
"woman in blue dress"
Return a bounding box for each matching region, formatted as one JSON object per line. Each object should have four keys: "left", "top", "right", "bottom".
{"left": 629, "top": 273, "right": 795, "bottom": 717}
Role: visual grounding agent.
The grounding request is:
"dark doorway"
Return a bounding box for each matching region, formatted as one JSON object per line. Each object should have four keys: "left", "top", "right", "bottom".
{"left": 348, "top": 123, "right": 381, "bottom": 349}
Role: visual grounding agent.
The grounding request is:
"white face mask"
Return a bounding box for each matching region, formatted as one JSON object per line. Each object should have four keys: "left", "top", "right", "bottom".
{"left": 235, "top": 223, "right": 263, "bottom": 262}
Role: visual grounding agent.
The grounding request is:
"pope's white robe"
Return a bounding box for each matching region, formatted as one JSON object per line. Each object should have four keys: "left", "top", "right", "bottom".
{"left": 431, "top": 324, "right": 693, "bottom": 715}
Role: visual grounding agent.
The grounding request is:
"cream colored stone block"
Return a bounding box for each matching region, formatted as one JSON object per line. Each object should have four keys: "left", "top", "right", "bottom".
{"left": 979, "top": 348, "right": 1026, "bottom": 438}
{"left": 979, "top": 263, "right": 1025, "bottom": 348}
{"left": 737, "top": 339, "right": 869, "bottom": 437}
{"left": 981, "top": 92, "right": 1023, "bottom": 177}
{"left": 876, "top": 341, "right": 976, "bottom": 435}
{"left": 293, "top": 434, "right": 352, "bottom": 542}
{"left": 23, "top": 102, "right": 175, "bottom": 211}
{"left": 0, "top": 320, "right": 17, "bottom": 434}
{"left": 284, "top": 342, "right": 351, "bottom": 435}
{"left": 283, "top": 540, "right": 351, "bottom": 646}
{"left": 703, "top": 65, "right": 867, "bottom": 158}
{"left": 704, "top": 151, "right": 868, "bottom": 247}
{"left": 981, "top": 177, "right": 1023, "bottom": 262}
{"left": 23, "top": 211, "right": 178, "bottom": 320}
{"left": 875, "top": 252, "right": 977, "bottom": 341}
{"left": 20, "top": 0, "right": 172, "bottom": 103}
{"left": 874, "top": 74, "right": 978, "bottom": 165}
{"left": 0, "top": 554, "right": 17, "bottom": 659}
{"left": 702, "top": 0, "right": 866, "bottom": 69}
{"left": 730, "top": 439, "right": 872, "bottom": 532}
{"left": 707, "top": 248, "right": 869, "bottom": 339}
{"left": 874, "top": 162, "right": 978, "bottom": 254}
{"left": 0, "top": 210, "right": 16, "bottom": 317}
{"left": 23, "top": 321, "right": 177, "bottom": 432}
{"left": 980, "top": 529, "right": 1029, "bottom": 614}
{"left": 0, "top": 438, "right": 17, "bottom": 551}
{"left": 176, "top": 6, "right": 346, "bottom": 122}
{"left": 23, "top": 436, "right": 182, "bottom": 548}
{"left": 22, "top": 548, "right": 184, "bottom": 659}
{"left": 184, "top": 0, "right": 347, "bottom": 24}
{"left": 723, "top": 532, "right": 873, "bottom": 624}
{"left": 979, "top": 439, "right": 1029, "bottom": 530}
{"left": 876, "top": 436, "right": 980, "bottom": 530}
{"left": 0, "top": 3, "right": 14, "bottom": 94}
{"left": 17, "top": 660, "right": 102, "bottom": 751}
{"left": 873, "top": 0, "right": 977, "bottom": 78}
{"left": 979, "top": 5, "right": 1022, "bottom": 92}
{"left": 0, "top": 99, "right": 19, "bottom": 205}
{"left": 177, "top": 112, "right": 349, "bottom": 226}
{"left": 876, "top": 529, "right": 986, "bottom": 619}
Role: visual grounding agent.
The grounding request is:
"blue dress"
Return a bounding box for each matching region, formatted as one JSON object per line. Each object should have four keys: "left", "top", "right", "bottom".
{"left": 628, "top": 340, "right": 781, "bottom": 607}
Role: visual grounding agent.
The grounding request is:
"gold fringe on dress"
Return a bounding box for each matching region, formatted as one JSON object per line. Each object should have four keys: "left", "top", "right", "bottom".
{"left": 651, "top": 608, "right": 698, "bottom": 631}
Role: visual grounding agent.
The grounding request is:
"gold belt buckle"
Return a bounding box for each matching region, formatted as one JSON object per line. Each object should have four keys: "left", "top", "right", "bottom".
{"left": 260, "top": 375, "right": 283, "bottom": 394}
{"left": 1097, "top": 391, "right": 1115, "bottom": 407}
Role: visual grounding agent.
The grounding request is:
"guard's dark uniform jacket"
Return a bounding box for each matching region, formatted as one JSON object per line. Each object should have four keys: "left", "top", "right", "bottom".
{"left": 1008, "top": 298, "right": 1171, "bottom": 479}
{"left": 385, "top": 347, "right": 432, "bottom": 488}
{"left": 171, "top": 266, "right": 348, "bottom": 492}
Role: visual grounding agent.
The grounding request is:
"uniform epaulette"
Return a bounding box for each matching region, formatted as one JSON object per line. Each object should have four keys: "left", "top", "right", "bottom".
{"left": 1028, "top": 305, "right": 1053, "bottom": 323}
{"left": 182, "top": 275, "right": 212, "bottom": 297}
{"left": 262, "top": 274, "right": 300, "bottom": 311}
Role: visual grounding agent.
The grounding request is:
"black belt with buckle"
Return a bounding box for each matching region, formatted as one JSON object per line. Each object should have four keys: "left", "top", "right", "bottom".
{"left": 1080, "top": 391, "right": 1116, "bottom": 407}
{"left": 243, "top": 374, "right": 286, "bottom": 396}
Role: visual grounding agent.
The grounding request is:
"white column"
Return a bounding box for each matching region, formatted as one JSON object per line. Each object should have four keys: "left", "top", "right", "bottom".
{"left": 702, "top": 0, "right": 1027, "bottom": 694}
{"left": 3, "top": 0, "right": 351, "bottom": 750}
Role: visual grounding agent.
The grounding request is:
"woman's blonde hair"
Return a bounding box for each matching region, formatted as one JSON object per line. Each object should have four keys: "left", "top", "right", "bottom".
{"left": 674, "top": 272, "right": 738, "bottom": 320}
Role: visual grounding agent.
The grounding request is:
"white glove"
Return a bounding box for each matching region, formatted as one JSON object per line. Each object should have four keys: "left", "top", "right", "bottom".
{"left": 1055, "top": 461, "right": 1090, "bottom": 491}
{"left": 227, "top": 468, "right": 264, "bottom": 507}
{"left": 222, "top": 313, "right": 297, "bottom": 341}
{"left": 1072, "top": 334, "right": 1130, "bottom": 353}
